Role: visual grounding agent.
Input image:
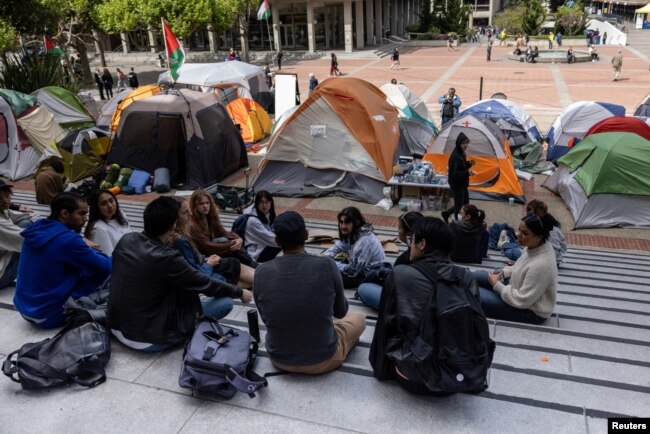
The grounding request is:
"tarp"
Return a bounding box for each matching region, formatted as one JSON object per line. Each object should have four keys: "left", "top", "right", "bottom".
{"left": 424, "top": 113, "right": 525, "bottom": 203}
{"left": 108, "top": 89, "right": 247, "bottom": 189}
{"left": 254, "top": 77, "right": 400, "bottom": 203}
{"left": 380, "top": 83, "right": 437, "bottom": 155}
{"left": 157, "top": 61, "right": 273, "bottom": 112}
{"left": 0, "top": 89, "right": 37, "bottom": 116}
{"left": 543, "top": 132, "right": 650, "bottom": 228}
{"left": 547, "top": 101, "right": 626, "bottom": 161}
{"left": 31, "top": 86, "right": 94, "bottom": 130}
{"left": 459, "top": 99, "right": 542, "bottom": 146}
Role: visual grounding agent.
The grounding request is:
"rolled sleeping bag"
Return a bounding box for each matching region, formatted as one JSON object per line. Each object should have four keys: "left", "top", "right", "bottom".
{"left": 153, "top": 167, "right": 171, "bottom": 193}
{"left": 102, "top": 163, "right": 121, "bottom": 188}
{"left": 114, "top": 167, "right": 134, "bottom": 188}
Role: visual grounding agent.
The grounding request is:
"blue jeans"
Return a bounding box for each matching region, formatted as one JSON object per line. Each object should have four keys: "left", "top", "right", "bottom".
{"left": 0, "top": 253, "right": 20, "bottom": 288}
{"left": 473, "top": 270, "right": 545, "bottom": 325}
{"left": 202, "top": 296, "right": 234, "bottom": 320}
{"left": 357, "top": 283, "right": 382, "bottom": 310}
{"left": 502, "top": 242, "right": 522, "bottom": 261}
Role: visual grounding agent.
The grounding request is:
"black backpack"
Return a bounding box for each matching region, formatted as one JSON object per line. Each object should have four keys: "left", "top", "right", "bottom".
{"left": 231, "top": 214, "right": 258, "bottom": 242}
{"left": 397, "top": 262, "right": 495, "bottom": 394}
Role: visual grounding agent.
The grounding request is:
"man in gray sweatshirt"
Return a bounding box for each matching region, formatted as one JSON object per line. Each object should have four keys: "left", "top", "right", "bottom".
{"left": 253, "top": 211, "right": 365, "bottom": 374}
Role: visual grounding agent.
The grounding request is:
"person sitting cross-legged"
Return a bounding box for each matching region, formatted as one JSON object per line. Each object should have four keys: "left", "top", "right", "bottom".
{"left": 474, "top": 212, "right": 558, "bottom": 325}
{"left": 324, "top": 207, "right": 386, "bottom": 288}
{"left": 108, "top": 197, "right": 251, "bottom": 352}
{"left": 14, "top": 192, "right": 111, "bottom": 328}
{"left": 254, "top": 211, "right": 366, "bottom": 374}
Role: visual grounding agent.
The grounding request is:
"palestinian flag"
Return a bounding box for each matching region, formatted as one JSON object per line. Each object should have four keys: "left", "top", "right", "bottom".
{"left": 257, "top": 0, "right": 271, "bottom": 20}
{"left": 43, "top": 36, "right": 65, "bottom": 55}
{"left": 162, "top": 19, "right": 185, "bottom": 82}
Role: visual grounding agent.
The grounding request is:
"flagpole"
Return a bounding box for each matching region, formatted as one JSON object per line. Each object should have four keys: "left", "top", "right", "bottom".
{"left": 266, "top": 16, "right": 273, "bottom": 58}
{"left": 161, "top": 17, "right": 174, "bottom": 86}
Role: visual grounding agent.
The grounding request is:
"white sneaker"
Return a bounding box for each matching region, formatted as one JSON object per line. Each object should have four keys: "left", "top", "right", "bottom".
{"left": 497, "top": 229, "right": 510, "bottom": 250}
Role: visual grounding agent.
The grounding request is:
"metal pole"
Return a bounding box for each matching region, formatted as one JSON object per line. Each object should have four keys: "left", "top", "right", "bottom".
{"left": 479, "top": 76, "right": 483, "bottom": 100}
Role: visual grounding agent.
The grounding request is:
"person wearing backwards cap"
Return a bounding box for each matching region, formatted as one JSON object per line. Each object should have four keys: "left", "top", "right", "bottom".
{"left": 253, "top": 211, "right": 366, "bottom": 374}
{"left": 441, "top": 132, "right": 475, "bottom": 223}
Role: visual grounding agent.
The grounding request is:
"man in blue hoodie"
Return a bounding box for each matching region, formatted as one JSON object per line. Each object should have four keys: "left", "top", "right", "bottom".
{"left": 14, "top": 192, "right": 111, "bottom": 329}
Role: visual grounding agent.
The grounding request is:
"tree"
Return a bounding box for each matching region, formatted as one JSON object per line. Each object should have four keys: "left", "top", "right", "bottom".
{"left": 555, "top": 0, "right": 586, "bottom": 36}
{"left": 0, "top": 0, "right": 58, "bottom": 53}
{"left": 522, "top": 0, "right": 546, "bottom": 35}
{"left": 494, "top": 6, "right": 526, "bottom": 34}
{"left": 418, "top": 0, "right": 435, "bottom": 33}
{"left": 0, "top": 19, "right": 17, "bottom": 52}
{"left": 436, "top": 0, "right": 471, "bottom": 35}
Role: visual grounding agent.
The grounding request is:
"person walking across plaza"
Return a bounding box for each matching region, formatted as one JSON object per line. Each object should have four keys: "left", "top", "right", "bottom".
{"left": 276, "top": 49, "right": 283, "bottom": 70}
{"left": 486, "top": 38, "right": 493, "bottom": 61}
{"left": 308, "top": 73, "right": 319, "bottom": 96}
{"left": 390, "top": 47, "right": 400, "bottom": 70}
{"left": 612, "top": 49, "right": 623, "bottom": 81}
{"left": 94, "top": 68, "right": 105, "bottom": 100}
{"left": 441, "top": 132, "right": 475, "bottom": 223}
{"left": 330, "top": 53, "right": 340, "bottom": 76}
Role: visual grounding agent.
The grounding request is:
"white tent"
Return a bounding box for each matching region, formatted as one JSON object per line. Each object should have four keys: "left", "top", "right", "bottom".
{"left": 157, "top": 61, "right": 270, "bottom": 94}
{"left": 0, "top": 97, "right": 39, "bottom": 180}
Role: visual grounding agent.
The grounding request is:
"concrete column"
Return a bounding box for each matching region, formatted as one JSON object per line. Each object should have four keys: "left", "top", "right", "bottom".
{"left": 207, "top": 25, "right": 217, "bottom": 53}
{"left": 147, "top": 25, "right": 157, "bottom": 53}
{"left": 272, "top": 5, "right": 281, "bottom": 51}
{"left": 391, "top": 0, "right": 397, "bottom": 37}
{"left": 375, "top": 0, "right": 383, "bottom": 43}
{"left": 307, "top": 1, "right": 315, "bottom": 52}
{"left": 120, "top": 31, "right": 131, "bottom": 53}
{"left": 344, "top": 0, "right": 353, "bottom": 52}
{"left": 398, "top": 0, "right": 404, "bottom": 35}
{"left": 355, "top": 0, "right": 365, "bottom": 49}
{"left": 366, "top": 0, "right": 374, "bottom": 45}
{"left": 325, "top": 8, "right": 331, "bottom": 49}
{"left": 383, "top": 0, "right": 390, "bottom": 36}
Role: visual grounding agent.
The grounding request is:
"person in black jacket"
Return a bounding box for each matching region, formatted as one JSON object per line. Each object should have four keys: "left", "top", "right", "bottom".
{"left": 441, "top": 132, "right": 475, "bottom": 223}
{"left": 449, "top": 204, "right": 488, "bottom": 264}
{"left": 369, "top": 217, "right": 481, "bottom": 394}
{"left": 108, "top": 197, "right": 252, "bottom": 352}
{"left": 101, "top": 68, "right": 113, "bottom": 98}
{"left": 94, "top": 68, "right": 105, "bottom": 100}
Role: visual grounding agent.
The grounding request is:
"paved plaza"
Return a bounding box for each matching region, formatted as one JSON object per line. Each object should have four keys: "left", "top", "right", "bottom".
{"left": 1, "top": 39, "right": 650, "bottom": 433}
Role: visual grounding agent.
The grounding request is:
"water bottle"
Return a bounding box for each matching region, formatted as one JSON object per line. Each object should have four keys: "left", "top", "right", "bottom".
{"left": 247, "top": 309, "right": 261, "bottom": 343}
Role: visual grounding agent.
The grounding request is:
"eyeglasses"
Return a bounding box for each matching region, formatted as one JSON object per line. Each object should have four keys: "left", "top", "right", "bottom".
{"left": 399, "top": 212, "right": 414, "bottom": 232}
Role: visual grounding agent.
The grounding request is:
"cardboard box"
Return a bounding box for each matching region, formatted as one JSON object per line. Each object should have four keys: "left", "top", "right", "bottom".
{"left": 401, "top": 186, "right": 421, "bottom": 198}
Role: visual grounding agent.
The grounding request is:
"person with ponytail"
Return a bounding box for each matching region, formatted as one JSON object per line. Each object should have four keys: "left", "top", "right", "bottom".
{"left": 474, "top": 212, "right": 558, "bottom": 324}
{"left": 448, "top": 204, "right": 488, "bottom": 264}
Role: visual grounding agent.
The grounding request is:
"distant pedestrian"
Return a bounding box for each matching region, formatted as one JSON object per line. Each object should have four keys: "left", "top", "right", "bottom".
{"left": 390, "top": 48, "right": 400, "bottom": 70}
{"left": 499, "top": 29, "right": 507, "bottom": 46}
{"left": 555, "top": 32, "right": 562, "bottom": 47}
{"left": 235, "top": 51, "right": 241, "bottom": 61}
{"left": 127, "top": 67, "right": 139, "bottom": 89}
{"left": 116, "top": 68, "right": 127, "bottom": 91}
{"left": 447, "top": 34, "right": 455, "bottom": 51}
{"left": 603, "top": 32, "right": 608, "bottom": 45}
{"left": 308, "top": 73, "right": 318, "bottom": 96}
{"left": 94, "top": 68, "right": 105, "bottom": 100}
{"left": 102, "top": 68, "right": 114, "bottom": 98}
{"left": 438, "top": 87, "right": 462, "bottom": 125}
{"left": 486, "top": 38, "right": 493, "bottom": 61}
{"left": 548, "top": 32, "right": 554, "bottom": 49}
{"left": 330, "top": 53, "right": 340, "bottom": 76}
{"left": 263, "top": 63, "right": 272, "bottom": 87}
{"left": 276, "top": 49, "right": 283, "bottom": 70}
{"left": 612, "top": 49, "right": 623, "bottom": 81}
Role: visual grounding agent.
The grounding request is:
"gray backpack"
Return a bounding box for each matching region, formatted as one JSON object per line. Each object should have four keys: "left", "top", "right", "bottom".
{"left": 179, "top": 317, "right": 267, "bottom": 399}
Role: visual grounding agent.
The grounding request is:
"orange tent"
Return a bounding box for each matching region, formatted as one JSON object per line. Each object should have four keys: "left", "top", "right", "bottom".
{"left": 424, "top": 114, "right": 525, "bottom": 202}
{"left": 225, "top": 98, "right": 272, "bottom": 143}
{"left": 110, "top": 85, "right": 162, "bottom": 134}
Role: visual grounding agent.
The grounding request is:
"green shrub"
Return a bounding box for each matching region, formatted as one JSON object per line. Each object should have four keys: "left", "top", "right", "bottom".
{"left": 0, "top": 49, "right": 79, "bottom": 94}
{"left": 417, "top": 33, "right": 433, "bottom": 40}
{"left": 405, "top": 24, "right": 421, "bottom": 33}
{"left": 428, "top": 25, "right": 441, "bottom": 34}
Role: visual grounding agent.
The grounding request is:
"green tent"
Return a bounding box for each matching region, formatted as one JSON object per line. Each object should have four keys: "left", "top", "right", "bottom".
{"left": 31, "top": 86, "right": 94, "bottom": 130}
{"left": 543, "top": 132, "right": 650, "bottom": 228}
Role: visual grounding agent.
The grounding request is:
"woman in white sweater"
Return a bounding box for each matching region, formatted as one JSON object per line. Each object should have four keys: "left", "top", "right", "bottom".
{"left": 474, "top": 212, "right": 558, "bottom": 324}
{"left": 84, "top": 190, "right": 131, "bottom": 256}
{"left": 242, "top": 191, "right": 281, "bottom": 263}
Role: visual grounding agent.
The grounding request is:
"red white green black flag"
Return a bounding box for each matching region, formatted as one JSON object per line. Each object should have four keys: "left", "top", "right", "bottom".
{"left": 161, "top": 19, "right": 185, "bottom": 82}
{"left": 257, "top": 0, "right": 271, "bottom": 20}
{"left": 43, "top": 36, "right": 65, "bottom": 55}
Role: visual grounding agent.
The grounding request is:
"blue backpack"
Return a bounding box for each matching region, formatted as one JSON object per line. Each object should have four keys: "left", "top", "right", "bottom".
{"left": 231, "top": 214, "right": 258, "bottom": 242}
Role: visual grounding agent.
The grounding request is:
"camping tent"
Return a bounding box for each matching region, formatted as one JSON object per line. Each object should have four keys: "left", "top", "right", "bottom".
{"left": 584, "top": 116, "right": 650, "bottom": 141}
{"left": 253, "top": 77, "right": 401, "bottom": 204}
{"left": 225, "top": 98, "right": 272, "bottom": 143}
{"left": 31, "top": 86, "right": 94, "bottom": 130}
{"left": 157, "top": 62, "right": 274, "bottom": 112}
{"left": 459, "top": 99, "right": 542, "bottom": 147}
{"left": 96, "top": 88, "right": 132, "bottom": 131}
{"left": 380, "top": 83, "right": 437, "bottom": 156}
{"left": 543, "top": 132, "right": 650, "bottom": 228}
{"left": 634, "top": 93, "right": 650, "bottom": 117}
{"left": 0, "top": 92, "right": 38, "bottom": 180}
{"left": 47, "top": 127, "right": 110, "bottom": 182}
{"left": 547, "top": 101, "right": 626, "bottom": 161}
{"left": 423, "top": 113, "right": 525, "bottom": 203}
{"left": 110, "top": 85, "right": 162, "bottom": 134}
{"left": 108, "top": 89, "right": 247, "bottom": 189}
